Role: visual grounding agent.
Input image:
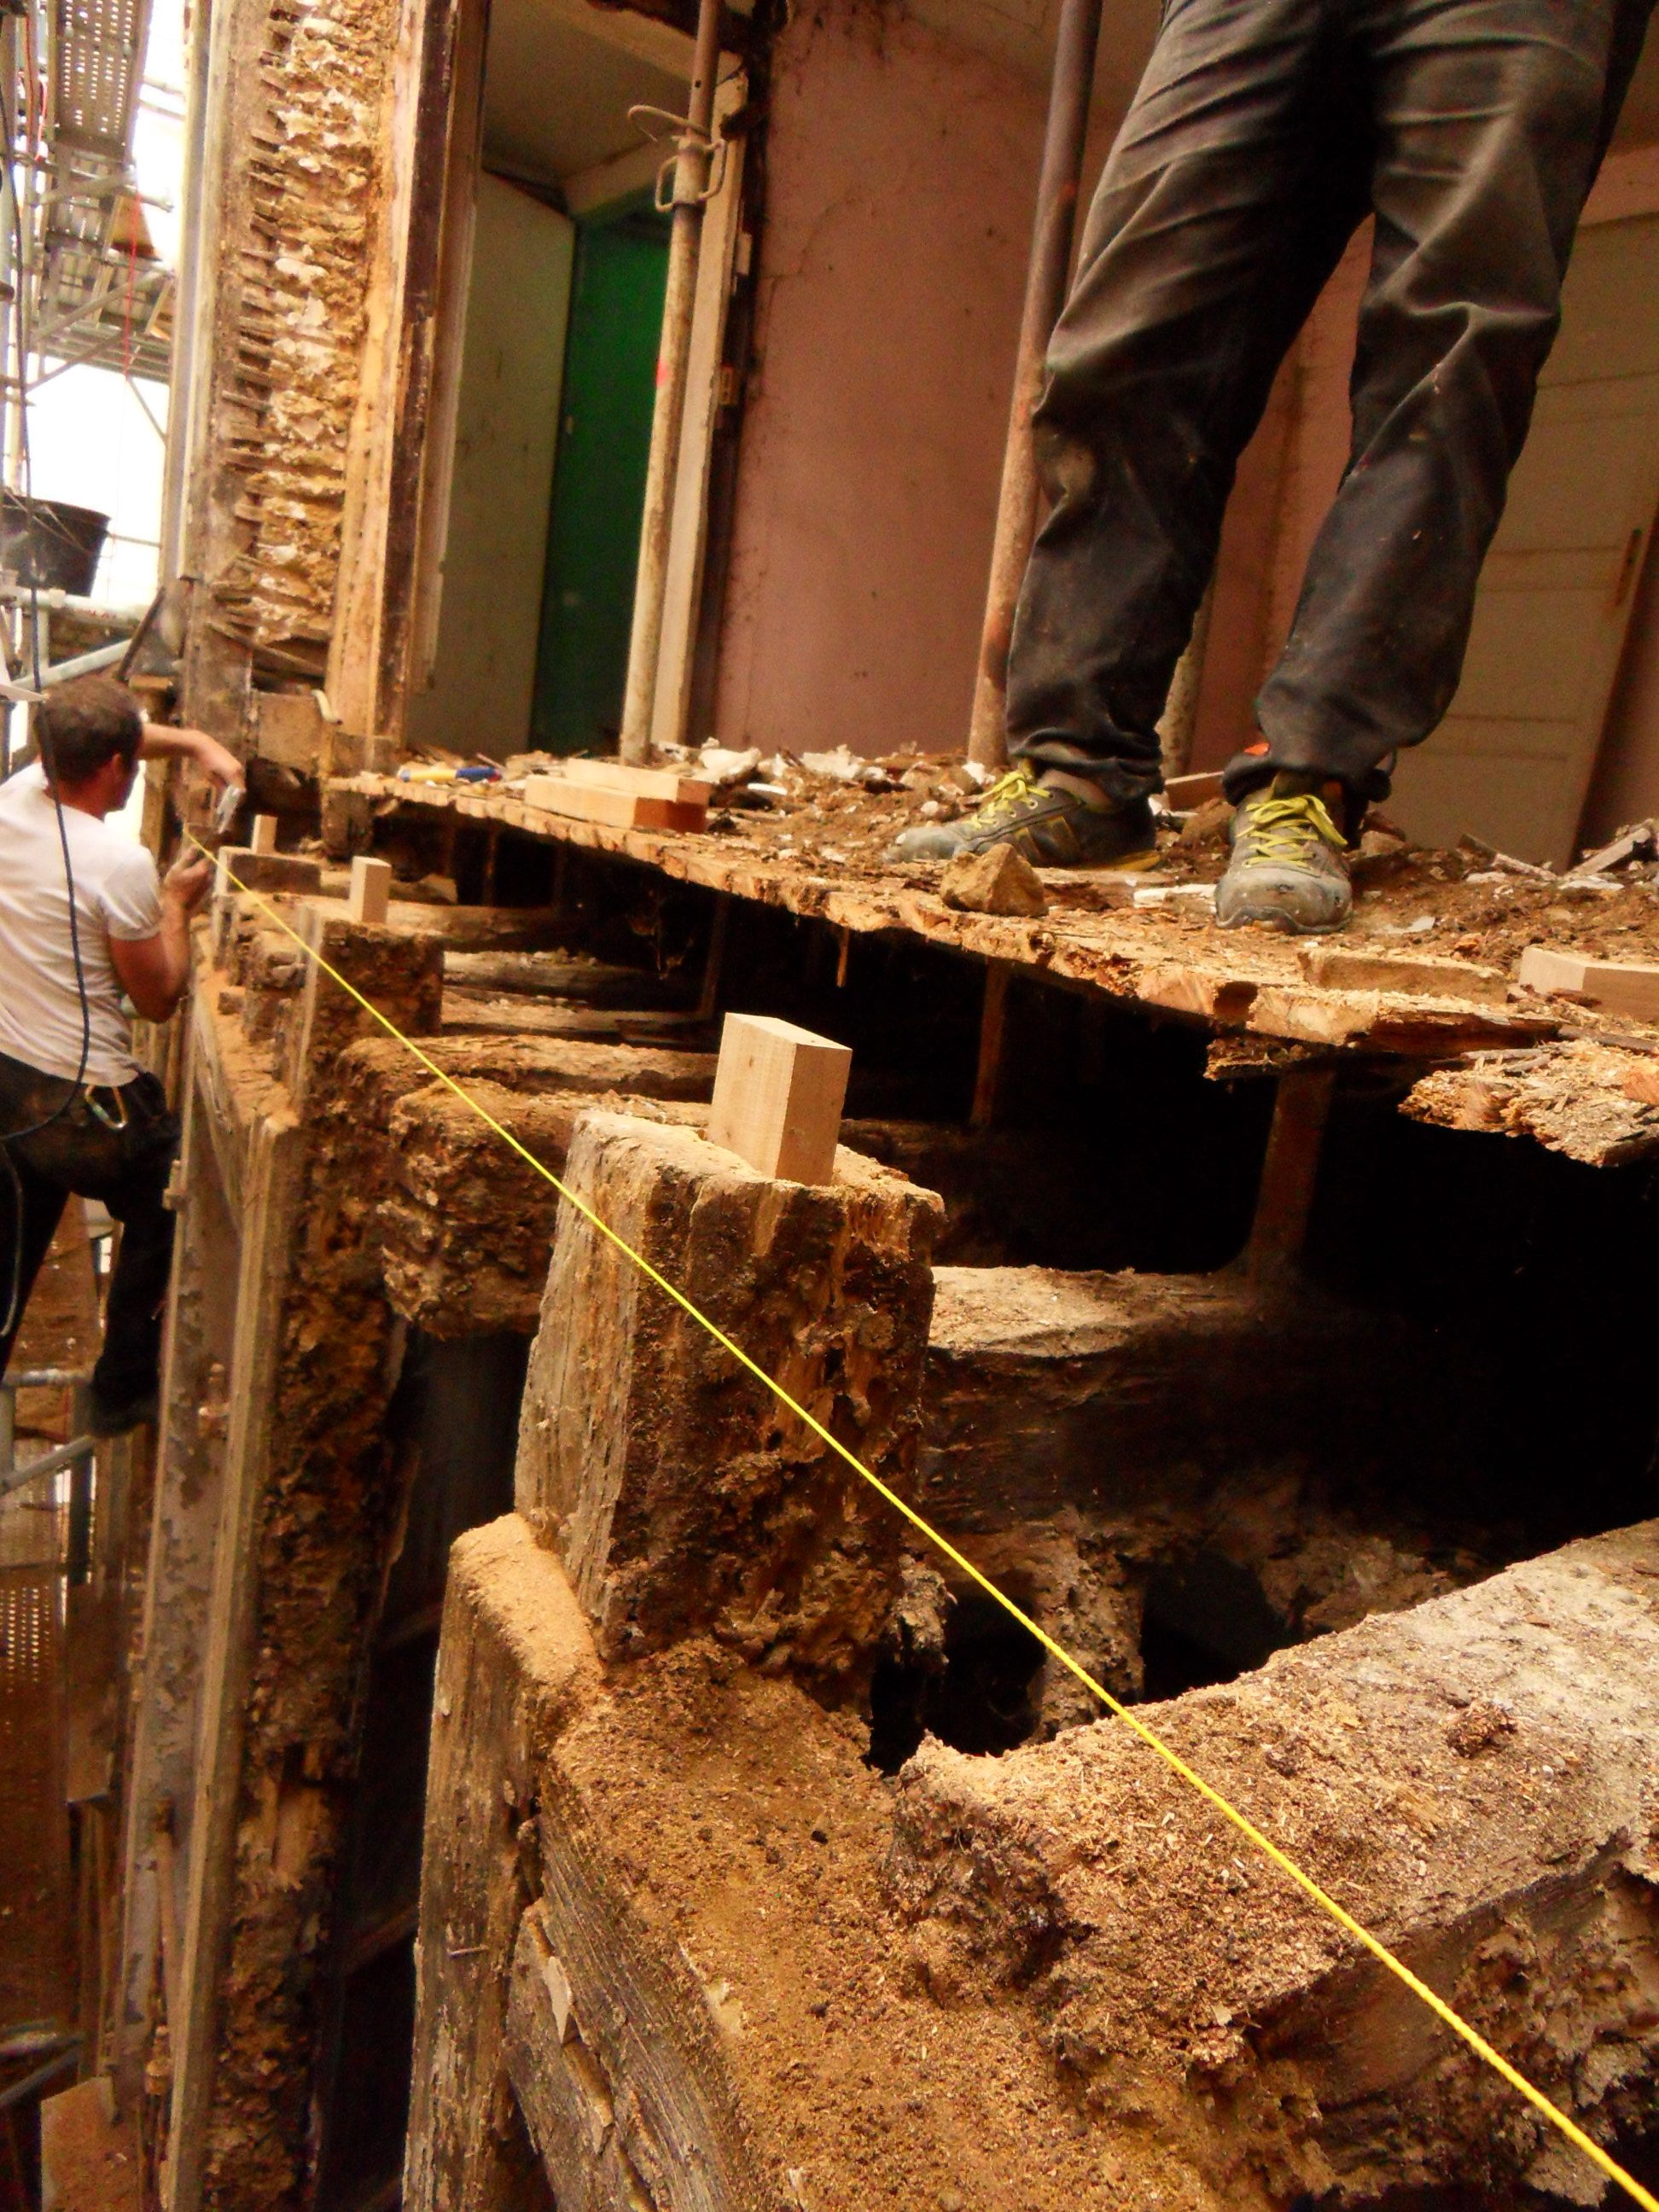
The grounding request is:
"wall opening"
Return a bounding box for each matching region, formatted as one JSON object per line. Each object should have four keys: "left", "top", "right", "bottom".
{"left": 406, "top": 0, "right": 745, "bottom": 764}
{"left": 868, "top": 1586, "right": 1046, "bottom": 1773}
{"left": 1138, "top": 1553, "right": 1286, "bottom": 1703}
{"left": 311, "top": 1330, "right": 529, "bottom": 2212}
{"left": 533, "top": 201, "right": 670, "bottom": 755}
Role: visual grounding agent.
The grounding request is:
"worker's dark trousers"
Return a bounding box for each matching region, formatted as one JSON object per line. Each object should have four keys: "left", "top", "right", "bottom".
{"left": 1005, "top": 0, "right": 1656, "bottom": 806}
{"left": 0, "top": 1051, "right": 179, "bottom": 1412}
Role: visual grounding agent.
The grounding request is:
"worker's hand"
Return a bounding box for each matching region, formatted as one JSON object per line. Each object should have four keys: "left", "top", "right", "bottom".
{"left": 139, "top": 721, "right": 244, "bottom": 791}
{"left": 183, "top": 728, "right": 244, "bottom": 790}
{"left": 162, "top": 854, "right": 213, "bottom": 915}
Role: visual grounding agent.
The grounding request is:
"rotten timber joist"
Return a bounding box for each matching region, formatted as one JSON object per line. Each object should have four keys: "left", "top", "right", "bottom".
{"left": 323, "top": 772, "right": 1659, "bottom": 1170}
{"left": 412, "top": 1511, "right": 1659, "bottom": 2212}
{"left": 1403, "top": 1036, "right": 1659, "bottom": 1167}
{"left": 323, "top": 771, "right": 1572, "bottom": 1051}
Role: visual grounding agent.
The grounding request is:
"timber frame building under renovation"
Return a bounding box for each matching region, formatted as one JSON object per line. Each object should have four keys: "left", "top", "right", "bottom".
{"left": 16, "top": 0, "right": 1659, "bottom": 2208}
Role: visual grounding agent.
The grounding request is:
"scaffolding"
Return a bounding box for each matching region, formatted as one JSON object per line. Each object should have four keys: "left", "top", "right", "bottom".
{"left": 4, "top": 0, "right": 172, "bottom": 410}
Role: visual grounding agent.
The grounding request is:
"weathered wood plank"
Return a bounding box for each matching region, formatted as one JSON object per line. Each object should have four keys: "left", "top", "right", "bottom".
{"left": 328, "top": 776, "right": 1569, "bottom": 1068}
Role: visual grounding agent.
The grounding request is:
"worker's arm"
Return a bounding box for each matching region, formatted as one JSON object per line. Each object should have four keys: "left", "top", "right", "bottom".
{"left": 108, "top": 856, "right": 213, "bottom": 1022}
{"left": 138, "top": 722, "right": 242, "bottom": 792}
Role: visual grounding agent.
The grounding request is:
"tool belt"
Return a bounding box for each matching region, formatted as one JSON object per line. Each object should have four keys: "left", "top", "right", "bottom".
{"left": 0, "top": 1049, "right": 174, "bottom": 1182}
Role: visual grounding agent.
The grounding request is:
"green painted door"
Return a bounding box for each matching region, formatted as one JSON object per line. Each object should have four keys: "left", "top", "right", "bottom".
{"left": 532, "top": 207, "right": 670, "bottom": 754}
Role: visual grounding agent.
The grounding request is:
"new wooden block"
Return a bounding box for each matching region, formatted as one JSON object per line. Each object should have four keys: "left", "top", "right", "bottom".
{"left": 1519, "top": 945, "right": 1659, "bottom": 1023}
{"left": 346, "top": 854, "right": 393, "bottom": 925}
{"left": 561, "top": 756, "right": 712, "bottom": 806}
{"left": 249, "top": 813, "right": 279, "bottom": 853}
{"left": 707, "top": 1011, "right": 852, "bottom": 1185}
{"left": 521, "top": 773, "right": 707, "bottom": 835}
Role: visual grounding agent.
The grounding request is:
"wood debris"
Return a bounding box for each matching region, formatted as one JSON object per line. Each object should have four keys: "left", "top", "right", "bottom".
{"left": 1403, "top": 1039, "right": 1659, "bottom": 1165}
{"left": 940, "top": 843, "right": 1048, "bottom": 918}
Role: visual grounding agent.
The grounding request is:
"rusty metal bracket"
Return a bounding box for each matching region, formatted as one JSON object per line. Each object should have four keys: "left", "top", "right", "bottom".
{"left": 628, "top": 102, "right": 730, "bottom": 211}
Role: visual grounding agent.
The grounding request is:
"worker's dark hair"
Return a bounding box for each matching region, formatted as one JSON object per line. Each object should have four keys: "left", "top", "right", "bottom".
{"left": 35, "top": 675, "right": 144, "bottom": 787}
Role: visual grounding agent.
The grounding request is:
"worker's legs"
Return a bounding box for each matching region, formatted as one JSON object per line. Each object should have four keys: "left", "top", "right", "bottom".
{"left": 1004, "top": 0, "right": 1373, "bottom": 802}
{"left": 0, "top": 1144, "right": 70, "bottom": 1383}
{"left": 86, "top": 1079, "right": 178, "bottom": 1423}
{"left": 0, "top": 1054, "right": 178, "bottom": 1427}
{"left": 1242, "top": 0, "right": 1657, "bottom": 802}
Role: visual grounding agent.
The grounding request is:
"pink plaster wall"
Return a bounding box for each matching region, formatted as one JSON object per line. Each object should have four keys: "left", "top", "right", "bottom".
{"left": 712, "top": 0, "right": 1046, "bottom": 760}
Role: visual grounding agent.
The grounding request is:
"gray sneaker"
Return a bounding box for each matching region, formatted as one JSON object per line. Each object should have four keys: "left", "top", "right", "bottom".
{"left": 890, "top": 765, "right": 1158, "bottom": 869}
{"left": 1215, "top": 777, "right": 1353, "bottom": 934}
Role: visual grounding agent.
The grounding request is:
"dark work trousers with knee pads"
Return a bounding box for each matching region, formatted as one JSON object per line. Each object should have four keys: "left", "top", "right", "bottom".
{"left": 0, "top": 1051, "right": 179, "bottom": 1413}
{"left": 1004, "top": 0, "right": 1656, "bottom": 810}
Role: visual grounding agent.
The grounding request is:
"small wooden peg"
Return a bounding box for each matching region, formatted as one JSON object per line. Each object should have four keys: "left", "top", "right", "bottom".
{"left": 347, "top": 855, "right": 393, "bottom": 926}
{"left": 707, "top": 1012, "right": 852, "bottom": 1185}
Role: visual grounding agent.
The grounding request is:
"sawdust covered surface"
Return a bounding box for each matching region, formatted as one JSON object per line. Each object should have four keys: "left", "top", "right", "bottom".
{"left": 711, "top": 763, "right": 1659, "bottom": 971}
{"left": 555, "top": 1639, "right": 1214, "bottom": 2212}
{"left": 887, "top": 1525, "right": 1659, "bottom": 2183}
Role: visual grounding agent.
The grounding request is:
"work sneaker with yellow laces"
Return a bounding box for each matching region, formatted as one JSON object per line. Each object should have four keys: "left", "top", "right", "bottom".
{"left": 1215, "top": 776, "right": 1353, "bottom": 934}
{"left": 888, "top": 764, "right": 1158, "bottom": 869}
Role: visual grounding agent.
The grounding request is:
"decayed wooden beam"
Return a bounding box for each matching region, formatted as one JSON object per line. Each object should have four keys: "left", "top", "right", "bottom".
{"left": 1403, "top": 1038, "right": 1659, "bottom": 1166}
{"left": 971, "top": 960, "right": 1012, "bottom": 1126}
{"left": 379, "top": 1059, "right": 717, "bottom": 1338}
{"left": 214, "top": 846, "right": 323, "bottom": 899}
{"left": 441, "top": 950, "right": 687, "bottom": 1004}
{"left": 890, "top": 1522, "right": 1659, "bottom": 2205}
{"left": 166, "top": 1103, "right": 307, "bottom": 2212}
{"left": 1248, "top": 984, "right": 1555, "bottom": 1055}
{"left": 515, "top": 1113, "right": 940, "bottom": 1686}
{"left": 110, "top": 1058, "right": 236, "bottom": 2105}
{"left": 325, "top": 776, "right": 1569, "bottom": 1069}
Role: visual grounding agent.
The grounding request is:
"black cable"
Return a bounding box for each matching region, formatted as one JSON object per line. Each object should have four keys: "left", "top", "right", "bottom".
{"left": 0, "top": 74, "right": 96, "bottom": 1343}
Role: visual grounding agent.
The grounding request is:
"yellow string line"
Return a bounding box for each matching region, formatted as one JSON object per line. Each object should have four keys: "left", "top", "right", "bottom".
{"left": 201, "top": 840, "right": 1656, "bottom": 2212}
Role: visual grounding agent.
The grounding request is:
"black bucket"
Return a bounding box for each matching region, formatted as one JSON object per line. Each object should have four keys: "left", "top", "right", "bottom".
{"left": 0, "top": 492, "right": 109, "bottom": 596}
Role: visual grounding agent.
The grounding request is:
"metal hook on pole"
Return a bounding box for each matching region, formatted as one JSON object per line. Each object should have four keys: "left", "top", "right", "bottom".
{"left": 628, "top": 102, "right": 731, "bottom": 212}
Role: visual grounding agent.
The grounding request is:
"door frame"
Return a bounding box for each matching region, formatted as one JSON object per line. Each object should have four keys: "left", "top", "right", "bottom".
{"left": 326, "top": 0, "right": 747, "bottom": 767}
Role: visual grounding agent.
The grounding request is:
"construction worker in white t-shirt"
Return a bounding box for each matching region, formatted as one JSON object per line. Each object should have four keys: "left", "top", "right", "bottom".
{"left": 0, "top": 674, "right": 240, "bottom": 1435}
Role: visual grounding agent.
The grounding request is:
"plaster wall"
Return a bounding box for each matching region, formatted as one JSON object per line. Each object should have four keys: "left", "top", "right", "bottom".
{"left": 711, "top": 0, "right": 1047, "bottom": 761}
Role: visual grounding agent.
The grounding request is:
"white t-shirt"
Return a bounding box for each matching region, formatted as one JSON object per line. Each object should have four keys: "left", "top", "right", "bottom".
{"left": 0, "top": 762, "right": 162, "bottom": 1085}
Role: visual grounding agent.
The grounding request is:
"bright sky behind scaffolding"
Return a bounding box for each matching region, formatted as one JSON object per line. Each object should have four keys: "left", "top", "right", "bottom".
{"left": 25, "top": 0, "right": 185, "bottom": 614}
